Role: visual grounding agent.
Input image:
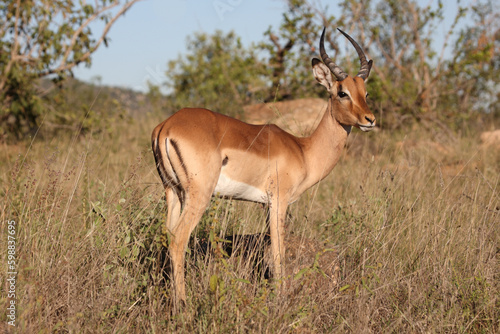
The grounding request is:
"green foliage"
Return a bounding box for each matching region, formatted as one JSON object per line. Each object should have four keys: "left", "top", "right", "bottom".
{"left": 440, "top": 2, "right": 500, "bottom": 125}
{"left": 0, "top": 58, "right": 42, "bottom": 137}
{"left": 359, "top": 0, "right": 499, "bottom": 127}
{"left": 258, "top": 0, "right": 330, "bottom": 100}
{"left": 0, "top": 0, "right": 141, "bottom": 141}
{"left": 166, "top": 30, "right": 267, "bottom": 116}
{"left": 43, "top": 78, "right": 131, "bottom": 137}
{"left": 2, "top": 0, "right": 498, "bottom": 141}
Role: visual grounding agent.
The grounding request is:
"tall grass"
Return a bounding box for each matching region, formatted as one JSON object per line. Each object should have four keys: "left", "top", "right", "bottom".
{"left": 1, "top": 113, "right": 498, "bottom": 333}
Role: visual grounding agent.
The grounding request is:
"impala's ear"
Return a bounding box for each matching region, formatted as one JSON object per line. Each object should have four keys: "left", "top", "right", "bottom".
{"left": 312, "top": 58, "right": 335, "bottom": 94}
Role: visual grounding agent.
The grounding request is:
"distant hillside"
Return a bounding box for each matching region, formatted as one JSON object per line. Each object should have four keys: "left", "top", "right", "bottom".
{"left": 40, "top": 77, "right": 167, "bottom": 118}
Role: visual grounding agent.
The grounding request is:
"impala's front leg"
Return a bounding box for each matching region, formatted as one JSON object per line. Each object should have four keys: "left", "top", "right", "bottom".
{"left": 269, "top": 197, "right": 288, "bottom": 281}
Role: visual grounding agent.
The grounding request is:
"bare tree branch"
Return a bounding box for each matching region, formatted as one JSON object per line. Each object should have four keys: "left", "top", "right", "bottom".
{"left": 60, "top": 2, "right": 119, "bottom": 67}
{"left": 38, "top": 0, "right": 143, "bottom": 77}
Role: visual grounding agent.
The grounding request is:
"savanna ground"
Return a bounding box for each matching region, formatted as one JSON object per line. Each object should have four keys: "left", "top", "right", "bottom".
{"left": 1, "top": 104, "right": 499, "bottom": 333}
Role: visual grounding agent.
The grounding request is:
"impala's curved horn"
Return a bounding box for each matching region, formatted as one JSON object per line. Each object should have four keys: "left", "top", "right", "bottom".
{"left": 337, "top": 28, "right": 372, "bottom": 80}
{"left": 319, "top": 27, "right": 348, "bottom": 81}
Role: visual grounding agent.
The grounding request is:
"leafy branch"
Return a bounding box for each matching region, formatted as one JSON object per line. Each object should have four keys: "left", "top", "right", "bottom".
{"left": 0, "top": 0, "right": 143, "bottom": 140}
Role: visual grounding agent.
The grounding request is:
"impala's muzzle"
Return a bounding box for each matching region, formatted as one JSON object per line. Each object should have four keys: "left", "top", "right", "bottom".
{"left": 358, "top": 117, "right": 376, "bottom": 131}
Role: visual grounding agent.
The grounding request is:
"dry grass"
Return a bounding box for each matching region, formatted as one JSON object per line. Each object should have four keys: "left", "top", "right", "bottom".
{"left": 1, "top": 114, "right": 498, "bottom": 333}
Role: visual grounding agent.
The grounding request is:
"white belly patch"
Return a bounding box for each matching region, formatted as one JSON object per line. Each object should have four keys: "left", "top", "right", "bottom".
{"left": 213, "top": 173, "right": 268, "bottom": 203}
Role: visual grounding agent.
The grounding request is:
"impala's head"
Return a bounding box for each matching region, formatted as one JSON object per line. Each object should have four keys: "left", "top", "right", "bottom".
{"left": 312, "top": 28, "right": 375, "bottom": 132}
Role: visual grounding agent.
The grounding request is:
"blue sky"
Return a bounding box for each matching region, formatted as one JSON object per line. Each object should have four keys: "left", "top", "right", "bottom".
{"left": 72, "top": 0, "right": 462, "bottom": 92}
{"left": 73, "top": 0, "right": 287, "bottom": 92}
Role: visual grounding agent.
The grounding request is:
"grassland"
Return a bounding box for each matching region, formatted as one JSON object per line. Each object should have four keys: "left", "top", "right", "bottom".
{"left": 1, "top": 109, "right": 498, "bottom": 333}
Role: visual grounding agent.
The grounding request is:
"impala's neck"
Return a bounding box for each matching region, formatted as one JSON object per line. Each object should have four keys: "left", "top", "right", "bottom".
{"left": 300, "top": 98, "right": 350, "bottom": 186}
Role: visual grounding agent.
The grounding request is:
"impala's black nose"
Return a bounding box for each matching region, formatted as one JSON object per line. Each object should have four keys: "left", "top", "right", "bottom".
{"left": 365, "top": 116, "right": 375, "bottom": 124}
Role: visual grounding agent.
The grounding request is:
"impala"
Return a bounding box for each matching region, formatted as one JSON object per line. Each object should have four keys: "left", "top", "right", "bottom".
{"left": 152, "top": 27, "right": 375, "bottom": 307}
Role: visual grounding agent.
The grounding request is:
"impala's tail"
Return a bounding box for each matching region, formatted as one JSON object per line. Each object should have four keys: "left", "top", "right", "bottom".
{"left": 151, "top": 124, "right": 180, "bottom": 189}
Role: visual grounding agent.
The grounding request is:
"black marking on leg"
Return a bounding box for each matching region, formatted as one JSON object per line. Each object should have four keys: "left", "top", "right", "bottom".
{"left": 169, "top": 139, "right": 189, "bottom": 177}
{"left": 222, "top": 156, "right": 228, "bottom": 166}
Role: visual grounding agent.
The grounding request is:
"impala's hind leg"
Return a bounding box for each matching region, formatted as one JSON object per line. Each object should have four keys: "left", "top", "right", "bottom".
{"left": 162, "top": 135, "right": 221, "bottom": 310}
{"left": 169, "top": 187, "right": 213, "bottom": 310}
{"left": 165, "top": 187, "right": 181, "bottom": 232}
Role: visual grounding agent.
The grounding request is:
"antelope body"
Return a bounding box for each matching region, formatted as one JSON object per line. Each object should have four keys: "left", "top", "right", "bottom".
{"left": 152, "top": 28, "right": 375, "bottom": 308}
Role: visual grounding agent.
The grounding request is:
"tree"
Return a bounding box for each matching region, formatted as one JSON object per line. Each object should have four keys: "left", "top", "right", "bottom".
{"left": 442, "top": 2, "right": 499, "bottom": 125}
{"left": 165, "top": 0, "right": 498, "bottom": 129}
{"left": 0, "top": 0, "right": 142, "bottom": 140}
{"left": 261, "top": 0, "right": 499, "bottom": 128}
{"left": 166, "top": 30, "right": 267, "bottom": 116}
{"left": 341, "top": 0, "right": 499, "bottom": 128}
{"left": 259, "top": 0, "right": 338, "bottom": 101}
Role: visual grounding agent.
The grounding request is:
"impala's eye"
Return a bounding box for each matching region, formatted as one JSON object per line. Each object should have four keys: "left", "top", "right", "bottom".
{"left": 338, "top": 91, "right": 348, "bottom": 98}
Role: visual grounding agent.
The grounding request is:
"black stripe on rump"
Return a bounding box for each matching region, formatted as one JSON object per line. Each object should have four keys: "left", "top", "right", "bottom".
{"left": 168, "top": 139, "right": 189, "bottom": 177}
{"left": 153, "top": 131, "right": 170, "bottom": 188}
{"left": 155, "top": 135, "right": 186, "bottom": 206}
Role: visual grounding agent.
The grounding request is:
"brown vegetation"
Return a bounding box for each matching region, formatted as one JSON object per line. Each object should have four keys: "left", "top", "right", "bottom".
{"left": 1, "top": 106, "right": 498, "bottom": 332}
{"left": 243, "top": 98, "right": 326, "bottom": 136}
